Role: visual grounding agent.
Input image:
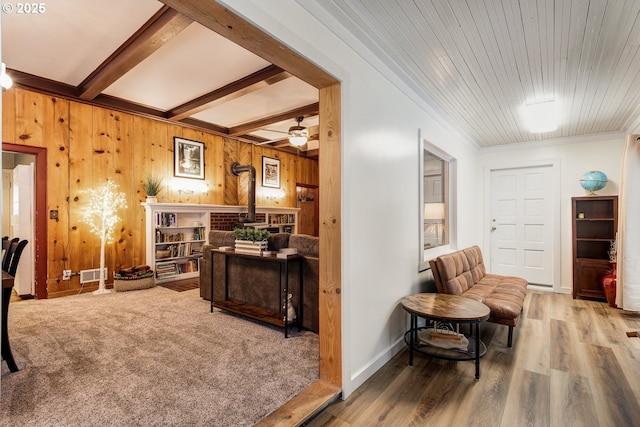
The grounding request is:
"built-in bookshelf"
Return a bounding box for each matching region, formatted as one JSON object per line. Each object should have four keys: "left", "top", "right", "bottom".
{"left": 143, "top": 203, "right": 300, "bottom": 283}
{"left": 144, "top": 204, "right": 210, "bottom": 283}
{"left": 267, "top": 213, "right": 296, "bottom": 233}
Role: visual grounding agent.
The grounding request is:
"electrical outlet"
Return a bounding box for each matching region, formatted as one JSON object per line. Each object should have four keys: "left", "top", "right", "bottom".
{"left": 63, "top": 270, "right": 71, "bottom": 280}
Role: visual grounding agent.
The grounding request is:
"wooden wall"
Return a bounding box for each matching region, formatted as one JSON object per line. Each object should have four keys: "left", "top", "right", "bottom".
{"left": 2, "top": 87, "right": 319, "bottom": 298}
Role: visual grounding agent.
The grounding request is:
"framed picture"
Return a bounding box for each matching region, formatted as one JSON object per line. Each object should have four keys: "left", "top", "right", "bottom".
{"left": 262, "top": 156, "right": 280, "bottom": 188}
{"left": 174, "top": 137, "right": 204, "bottom": 179}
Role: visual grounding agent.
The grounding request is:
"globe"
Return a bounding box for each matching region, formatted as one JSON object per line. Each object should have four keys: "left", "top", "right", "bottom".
{"left": 579, "top": 170, "right": 608, "bottom": 194}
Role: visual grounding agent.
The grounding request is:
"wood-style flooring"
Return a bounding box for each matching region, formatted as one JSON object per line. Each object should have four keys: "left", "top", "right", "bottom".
{"left": 306, "top": 291, "right": 640, "bottom": 427}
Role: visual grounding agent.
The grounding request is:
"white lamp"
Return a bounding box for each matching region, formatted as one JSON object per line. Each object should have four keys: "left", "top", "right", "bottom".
{"left": 288, "top": 116, "right": 308, "bottom": 146}
{"left": 424, "top": 203, "right": 445, "bottom": 244}
{"left": 424, "top": 203, "right": 445, "bottom": 221}
{"left": 1, "top": 63, "right": 13, "bottom": 90}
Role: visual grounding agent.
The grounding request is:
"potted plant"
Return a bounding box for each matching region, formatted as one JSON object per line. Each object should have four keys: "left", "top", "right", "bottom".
{"left": 233, "top": 227, "right": 270, "bottom": 254}
{"left": 143, "top": 173, "right": 163, "bottom": 203}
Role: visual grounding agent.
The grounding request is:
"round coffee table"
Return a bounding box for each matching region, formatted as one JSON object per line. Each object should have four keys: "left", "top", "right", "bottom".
{"left": 400, "top": 293, "right": 490, "bottom": 379}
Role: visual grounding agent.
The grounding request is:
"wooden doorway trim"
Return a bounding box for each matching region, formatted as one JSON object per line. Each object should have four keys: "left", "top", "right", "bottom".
{"left": 2, "top": 142, "right": 48, "bottom": 299}
{"left": 159, "top": 0, "right": 343, "bottom": 390}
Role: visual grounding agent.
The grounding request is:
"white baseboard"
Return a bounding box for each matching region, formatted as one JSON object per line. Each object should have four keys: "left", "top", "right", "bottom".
{"left": 344, "top": 337, "right": 407, "bottom": 398}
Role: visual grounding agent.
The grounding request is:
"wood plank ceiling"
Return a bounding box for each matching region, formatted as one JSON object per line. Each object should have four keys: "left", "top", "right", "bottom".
{"left": 1, "top": 0, "right": 320, "bottom": 157}
{"left": 316, "top": 0, "right": 640, "bottom": 147}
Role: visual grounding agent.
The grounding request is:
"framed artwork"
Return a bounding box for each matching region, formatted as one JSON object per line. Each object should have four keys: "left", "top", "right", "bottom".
{"left": 262, "top": 156, "right": 281, "bottom": 188}
{"left": 174, "top": 137, "right": 204, "bottom": 179}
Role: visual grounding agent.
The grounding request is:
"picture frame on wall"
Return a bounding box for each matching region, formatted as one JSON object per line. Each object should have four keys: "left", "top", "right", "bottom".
{"left": 174, "top": 137, "right": 204, "bottom": 179}
{"left": 262, "top": 156, "right": 280, "bottom": 188}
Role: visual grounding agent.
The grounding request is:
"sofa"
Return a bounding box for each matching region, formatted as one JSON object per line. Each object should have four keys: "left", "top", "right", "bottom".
{"left": 199, "top": 231, "right": 319, "bottom": 333}
{"left": 429, "top": 245, "right": 528, "bottom": 347}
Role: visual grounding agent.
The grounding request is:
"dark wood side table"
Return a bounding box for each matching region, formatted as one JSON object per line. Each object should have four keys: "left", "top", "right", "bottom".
{"left": 210, "top": 249, "right": 303, "bottom": 338}
{"left": 400, "top": 293, "right": 490, "bottom": 379}
{"left": 2, "top": 271, "right": 19, "bottom": 372}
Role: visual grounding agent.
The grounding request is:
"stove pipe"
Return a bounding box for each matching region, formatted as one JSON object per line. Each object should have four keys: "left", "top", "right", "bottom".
{"left": 231, "top": 162, "right": 256, "bottom": 223}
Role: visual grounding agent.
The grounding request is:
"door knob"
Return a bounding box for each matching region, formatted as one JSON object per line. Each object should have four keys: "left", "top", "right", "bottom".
{"left": 491, "top": 226, "right": 496, "bottom": 231}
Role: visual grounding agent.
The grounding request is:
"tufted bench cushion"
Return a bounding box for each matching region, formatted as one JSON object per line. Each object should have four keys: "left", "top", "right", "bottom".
{"left": 429, "top": 245, "right": 528, "bottom": 347}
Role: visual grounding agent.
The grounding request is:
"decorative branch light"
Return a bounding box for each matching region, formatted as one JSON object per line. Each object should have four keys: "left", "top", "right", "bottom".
{"left": 82, "top": 179, "right": 128, "bottom": 295}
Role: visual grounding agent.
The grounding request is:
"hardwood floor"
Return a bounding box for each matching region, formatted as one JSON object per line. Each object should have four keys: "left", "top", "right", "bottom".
{"left": 306, "top": 291, "right": 640, "bottom": 427}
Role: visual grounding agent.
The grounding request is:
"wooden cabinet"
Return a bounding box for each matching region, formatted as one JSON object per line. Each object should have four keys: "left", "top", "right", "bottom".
{"left": 144, "top": 203, "right": 211, "bottom": 283}
{"left": 572, "top": 196, "right": 618, "bottom": 300}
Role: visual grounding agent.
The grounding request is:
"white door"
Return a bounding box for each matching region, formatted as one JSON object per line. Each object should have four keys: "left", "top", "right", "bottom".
{"left": 489, "top": 165, "right": 554, "bottom": 286}
{"left": 2, "top": 170, "right": 11, "bottom": 237}
{"left": 12, "top": 163, "right": 35, "bottom": 296}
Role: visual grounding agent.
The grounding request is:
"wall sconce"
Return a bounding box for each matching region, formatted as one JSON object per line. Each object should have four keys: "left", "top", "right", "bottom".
{"left": 264, "top": 187, "right": 285, "bottom": 200}
{"left": 171, "top": 179, "right": 207, "bottom": 195}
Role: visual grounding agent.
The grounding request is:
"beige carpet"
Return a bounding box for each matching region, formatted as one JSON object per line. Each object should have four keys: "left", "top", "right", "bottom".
{"left": 0, "top": 286, "right": 319, "bottom": 426}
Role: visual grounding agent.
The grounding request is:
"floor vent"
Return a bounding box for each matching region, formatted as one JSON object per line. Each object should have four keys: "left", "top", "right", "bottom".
{"left": 80, "top": 268, "right": 108, "bottom": 284}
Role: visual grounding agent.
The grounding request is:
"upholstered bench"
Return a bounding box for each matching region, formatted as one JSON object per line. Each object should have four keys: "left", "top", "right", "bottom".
{"left": 429, "top": 246, "right": 528, "bottom": 347}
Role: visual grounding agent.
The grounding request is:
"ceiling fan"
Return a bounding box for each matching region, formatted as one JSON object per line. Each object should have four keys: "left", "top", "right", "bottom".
{"left": 255, "top": 116, "right": 318, "bottom": 150}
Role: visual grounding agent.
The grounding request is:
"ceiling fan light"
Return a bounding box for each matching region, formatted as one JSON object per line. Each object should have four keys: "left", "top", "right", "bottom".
{"left": 288, "top": 126, "right": 308, "bottom": 146}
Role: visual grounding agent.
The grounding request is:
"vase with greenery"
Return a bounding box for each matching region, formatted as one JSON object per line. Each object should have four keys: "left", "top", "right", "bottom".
{"left": 143, "top": 173, "right": 163, "bottom": 203}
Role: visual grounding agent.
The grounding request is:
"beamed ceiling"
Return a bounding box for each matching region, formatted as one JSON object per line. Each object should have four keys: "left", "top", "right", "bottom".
{"left": 6, "top": 1, "right": 640, "bottom": 152}
{"left": 2, "top": 0, "right": 321, "bottom": 158}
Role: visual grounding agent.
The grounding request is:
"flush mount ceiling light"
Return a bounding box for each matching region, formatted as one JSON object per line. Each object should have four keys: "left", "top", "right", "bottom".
{"left": 1, "top": 63, "right": 13, "bottom": 90}
{"left": 288, "top": 116, "right": 308, "bottom": 146}
{"left": 522, "top": 99, "right": 558, "bottom": 133}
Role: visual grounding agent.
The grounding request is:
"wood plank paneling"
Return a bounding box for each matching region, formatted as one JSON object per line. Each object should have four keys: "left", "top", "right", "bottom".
{"left": 296, "top": 156, "right": 319, "bottom": 186}
{"left": 2, "top": 88, "right": 16, "bottom": 142}
{"left": 15, "top": 88, "right": 45, "bottom": 147}
{"left": 44, "top": 96, "right": 70, "bottom": 294}
{"left": 4, "top": 88, "right": 318, "bottom": 297}
{"left": 68, "top": 101, "right": 96, "bottom": 294}
{"left": 223, "top": 138, "right": 239, "bottom": 206}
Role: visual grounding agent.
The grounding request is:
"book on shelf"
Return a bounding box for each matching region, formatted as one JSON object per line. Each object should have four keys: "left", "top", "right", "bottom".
{"left": 176, "top": 259, "right": 199, "bottom": 274}
{"left": 155, "top": 261, "right": 177, "bottom": 278}
{"left": 156, "top": 212, "right": 177, "bottom": 227}
{"left": 193, "top": 226, "right": 206, "bottom": 241}
{"left": 269, "top": 214, "right": 295, "bottom": 224}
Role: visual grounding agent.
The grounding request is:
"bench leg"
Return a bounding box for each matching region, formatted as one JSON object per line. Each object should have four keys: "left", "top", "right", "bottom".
{"left": 507, "top": 326, "right": 514, "bottom": 348}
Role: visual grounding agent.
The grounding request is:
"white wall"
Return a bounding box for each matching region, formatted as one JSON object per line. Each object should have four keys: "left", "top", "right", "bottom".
{"left": 477, "top": 132, "right": 625, "bottom": 293}
{"left": 221, "top": 0, "right": 481, "bottom": 397}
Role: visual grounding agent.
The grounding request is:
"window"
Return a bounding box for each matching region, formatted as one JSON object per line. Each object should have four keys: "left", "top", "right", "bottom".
{"left": 419, "top": 133, "right": 456, "bottom": 271}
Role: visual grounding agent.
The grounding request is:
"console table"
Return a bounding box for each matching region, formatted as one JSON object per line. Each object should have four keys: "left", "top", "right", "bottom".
{"left": 400, "top": 293, "right": 490, "bottom": 379}
{"left": 210, "top": 249, "right": 302, "bottom": 338}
